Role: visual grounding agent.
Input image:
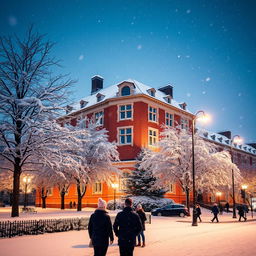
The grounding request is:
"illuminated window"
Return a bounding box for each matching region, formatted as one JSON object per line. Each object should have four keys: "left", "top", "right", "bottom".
{"left": 118, "top": 127, "right": 132, "bottom": 145}
{"left": 168, "top": 183, "right": 176, "bottom": 193}
{"left": 119, "top": 104, "right": 132, "bottom": 120}
{"left": 93, "top": 182, "right": 102, "bottom": 194}
{"left": 166, "top": 112, "right": 173, "bottom": 127}
{"left": 148, "top": 128, "right": 158, "bottom": 146}
{"left": 149, "top": 106, "right": 157, "bottom": 122}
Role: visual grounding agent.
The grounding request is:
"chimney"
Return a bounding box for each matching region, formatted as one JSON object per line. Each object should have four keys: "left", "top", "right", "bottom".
{"left": 91, "top": 75, "right": 103, "bottom": 94}
{"left": 159, "top": 85, "right": 173, "bottom": 98}
{"left": 218, "top": 131, "right": 231, "bottom": 139}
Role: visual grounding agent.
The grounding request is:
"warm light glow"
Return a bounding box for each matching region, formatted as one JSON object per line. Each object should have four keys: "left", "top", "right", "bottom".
{"left": 216, "top": 192, "right": 222, "bottom": 196}
{"left": 233, "top": 136, "right": 243, "bottom": 145}
{"left": 23, "top": 177, "right": 31, "bottom": 183}
{"left": 111, "top": 183, "right": 119, "bottom": 189}
{"left": 242, "top": 184, "right": 248, "bottom": 190}
{"left": 196, "top": 113, "right": 211, "bottom": 124}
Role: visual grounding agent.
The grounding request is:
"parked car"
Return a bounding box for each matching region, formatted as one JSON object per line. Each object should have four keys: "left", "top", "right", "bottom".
{"left": 151, "top": 203, "right": 189, "bottom": 217}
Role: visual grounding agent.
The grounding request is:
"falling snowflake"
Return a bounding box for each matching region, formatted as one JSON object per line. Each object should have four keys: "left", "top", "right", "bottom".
{"left": 186, "top": 9, "right": 191, "bottom": 14}
{"left": 137, "top": 45, "right": 142, "bottom": 50}
{"left": 238, "top": 93, "right": 242, "bottom": 97}
{"left": 205, "top": 77, "right": 211, "bottom": 82}
{"left": 186, "top": 93, "right": 191, "bottom": 97}
{"left": 239, "top": 116, "right": 244, "bottom": 120}
{"left": 177, "top": 55, "right": 181, "bottom": 59}
{"left": 186, "top": 55, "right": 190, "bottom": 58}
{"left": 78, "top": 55, "right": 84, "bottom": 61}
{"left": 202, "top": 91, "right": 206, "bottom": 95}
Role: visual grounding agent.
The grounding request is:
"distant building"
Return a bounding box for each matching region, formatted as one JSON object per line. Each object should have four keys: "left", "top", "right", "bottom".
{"left": 35, "top": 76, "right": 256, "bottom": 208}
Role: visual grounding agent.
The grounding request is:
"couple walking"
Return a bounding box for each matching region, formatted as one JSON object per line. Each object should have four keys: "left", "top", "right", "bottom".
{"left": 88, "top": 198, "right": 146, "bottom": 256}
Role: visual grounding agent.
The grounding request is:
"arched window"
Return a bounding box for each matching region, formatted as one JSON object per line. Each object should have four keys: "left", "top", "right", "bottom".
{"left": 121, "top": 86, "right": 131, "bottom": 96}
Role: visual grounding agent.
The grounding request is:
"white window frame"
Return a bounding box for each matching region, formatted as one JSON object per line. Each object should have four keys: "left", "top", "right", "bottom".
{"left": 47, "top": 188, "right": 53, "bottom": 196}
{"left": 92, "top": 182, "right": 103, "bottom": 194}
{"left": 168, "top": 183, "right": 176, "bottom": 194}
{"left": 181, "top": 118, "right": 189, "bottom": 130}
{"left": 117, "top": 126, "right": 133, "bottom": 146}
{"left": 94, "top": 110, "right": 104, "bottom": 126}
{"left": 148, "top": 106, "right": 158, "bottom": 123}
{"left": 165, "top": 112, "right": 173, "bottom": 127}
{"left": 118, "top": 104, "right": 133, "bottom": 121}
{"left": 148, "top": 127, "right": 158, "bottom": 147}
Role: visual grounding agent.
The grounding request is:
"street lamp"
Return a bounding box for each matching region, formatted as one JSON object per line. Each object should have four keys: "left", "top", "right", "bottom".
{"left": 191, "top": 110, "right": 210, "bottom": 226}
{"left": 241, "top": 184, "right": 248, "bottom": 204}
{"left": 230, "top": 135, "right": 243, "bottom": 218}
{"left": 111, "top": 183, "right": 119, "bottom": 210}
{"left": 23, "top": 176, "right": 31, "bottom": 209}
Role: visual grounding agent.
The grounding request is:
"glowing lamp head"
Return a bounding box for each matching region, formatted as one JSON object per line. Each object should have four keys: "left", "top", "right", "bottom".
{"left": 196, "top": 113, "right": 211, "bottom": 124}
{"left": 111, "top": 183, "right": 119, "bottom": 189}
{"left": 242, "top": 185, "right": 248, "bottom": 190}
{"left": 233, "top": 136, "right": 243, "bottom": 145}
{"left": 216, "top": 192, "right": 222, "bottom": 196}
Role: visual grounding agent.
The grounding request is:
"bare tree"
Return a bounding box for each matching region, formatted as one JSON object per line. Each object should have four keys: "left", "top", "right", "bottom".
{"left": 0, "top": 27, "right": 75, "bottom": 217}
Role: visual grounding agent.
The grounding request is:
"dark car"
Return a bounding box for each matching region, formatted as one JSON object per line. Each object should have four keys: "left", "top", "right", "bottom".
{"left": 151, "top": 204, "right": 189, "bottom": 217}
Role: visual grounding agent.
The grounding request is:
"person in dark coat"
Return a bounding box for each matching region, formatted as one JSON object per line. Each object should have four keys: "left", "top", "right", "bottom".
{"left": 136, "top": 204, "right": 147, "bottom": 247}
{"left": 113, "top": 198, "right": 142, "bottom": 256}
{"left": 196, "top": 204, "right": 202, "bottom": 222}
{"left": 211, "top": 203, "right": 219, "bottom": 223}
{"left": 225, "top": 202, "right": 230, "bottom": 213}
{"left": 88, "top": 198, "right": 114, "bottom": 256}
{"left": 237, "top": 205, "right": 247, "bottom": 222}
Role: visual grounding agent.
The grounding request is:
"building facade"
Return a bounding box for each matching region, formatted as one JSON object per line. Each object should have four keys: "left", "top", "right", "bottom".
{"left": 35, "top": 76, "right": 256, "bottom": 208}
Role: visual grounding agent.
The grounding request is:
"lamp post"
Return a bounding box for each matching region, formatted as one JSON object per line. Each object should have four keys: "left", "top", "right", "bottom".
{"left": 23, "top": 177, "right": 31, "bottom": 209}
{"left": 191, "top": 110, "right": 210, "bottom": 226}
{"left": 230, "top": 135, "right": 242, "bottom": 218}
{"left": 241, "top": 184, "right": 248, "bottom": 204}
{"left": 216, "top": 192, "right": 222, "bottom": 204}
{"left": 111, "top": 183, "right": 119, "bottom": 210}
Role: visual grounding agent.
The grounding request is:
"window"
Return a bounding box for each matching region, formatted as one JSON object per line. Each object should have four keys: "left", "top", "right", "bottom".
{"left": 47, "top": 188, "right": 53, "bottom": 196}
{"left": 181, "top": 118, "right": 189, "bottom": 130}
{"left": 166, "top": 112, "right": 173, "bottom": 127}
{"left": 169, "top": 183, "right": 176, "bottom": 193}
{"left": 95, "top": 111, "right": 104, "bottom": 125}
{"left": 118, "top": 127, "right": 132, "bottom": 145}
{"left": 148, "top": 128, "right": 158, "bottom": 146}
{"left": 93, "top": 182, "right": 102, "bottom": 194}
{"left": 119, "top": 104, "right": 132, "bottom": 120}
{"left": 121, "top": 86, "right": 131, "bottom": 96}
{"left": 148, "top": 106, "right": 157, "bottom": 122}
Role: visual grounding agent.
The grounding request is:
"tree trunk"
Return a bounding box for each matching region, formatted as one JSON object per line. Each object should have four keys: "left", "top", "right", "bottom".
{"left": 42, "top": 197, "right": 47, "bottom": 208}
{"left": 76, "top": 182, "right": 86, "bottom": 211}
{"left": 11, "top": 165, "right": 21, "bottom": 217}
{"left": 61, "top": 190, "right": 65, "bottom": 210}
{"left": 185, "top": 187, "right": 191, "bottom": 216}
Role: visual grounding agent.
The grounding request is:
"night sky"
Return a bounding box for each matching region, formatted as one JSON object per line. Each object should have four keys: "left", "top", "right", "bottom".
{"left": 1, "top": 0, "right": 256, "bottom": 143}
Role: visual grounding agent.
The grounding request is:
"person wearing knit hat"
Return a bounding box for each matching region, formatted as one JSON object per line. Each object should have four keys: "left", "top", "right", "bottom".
{"left": 88, "top": 198, "right": 114, "bottom": 256}
{"left": 136, "top": 204, "right": 147, "bottom": 247}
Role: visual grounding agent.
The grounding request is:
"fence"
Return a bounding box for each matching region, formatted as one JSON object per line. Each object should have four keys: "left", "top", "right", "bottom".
{"left": 0, "top": 217, "right": 89, "bottom": 238}
{"left": 0, "top": 213, "right": 151, "bottom": 239}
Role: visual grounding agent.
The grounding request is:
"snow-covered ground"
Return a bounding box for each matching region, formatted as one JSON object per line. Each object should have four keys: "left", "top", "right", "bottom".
{"left": 0, "top": 207, "right": 256, "bottom": 256}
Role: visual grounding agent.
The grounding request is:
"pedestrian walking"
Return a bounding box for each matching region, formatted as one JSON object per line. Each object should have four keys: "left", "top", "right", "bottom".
{"left": 196, "top": 204, "right": 202, "bottom": 222}
{"left": 219, "top": 204, "right": 223, "bottom": 215}
{"left": 73, "top": 201, "right": 76, "bottom": 208}
{"left": 211, "top": 203, "right": 219, "bottom": 223}
{"left": 136, "top": 204, "right": 147, "bottom": 247}
{"left": 237, "top": 205, "right": 247, "bottom": 222}
{"left": 113, "top": 198, "right": 142, "bottom": 256}
{"left": 88, "top": 198, "right": 114, "bottom": 256}
{"left": 69, "top": 201, "right": 72, "bottom": 209}
{"left": 225, "top": 202, "right": 230, "bottom": 213}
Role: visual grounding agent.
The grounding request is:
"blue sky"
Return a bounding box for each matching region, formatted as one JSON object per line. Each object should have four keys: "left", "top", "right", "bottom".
{"left": 1, "top": 0, "right": 256, "bottom": 143}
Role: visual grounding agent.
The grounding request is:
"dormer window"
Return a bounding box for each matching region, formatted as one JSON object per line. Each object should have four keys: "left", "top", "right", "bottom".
{"left": 147, "top": 88, "right": 156, "bottom": 97}
{"left": 66, "top": 105, "right": 73, "bottom": 114}
{"left": 164, "top": 95, "right": 172, "bottom": 104}
{"left": 121, "top": 86, "right": 131, "bottom": 96}
{"left": 96, "top": 93, "right": 105, "bottom": 102}
{"left": 179, "top": 102, "right": 187, "bottom": 110}
{"left": 80, "top": 100, "right": 88, "bottom": 109}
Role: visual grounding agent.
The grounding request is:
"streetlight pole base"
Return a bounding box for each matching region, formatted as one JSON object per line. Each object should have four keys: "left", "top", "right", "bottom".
{"left": 192, "top": 209, "right": 198, "bottom": 226}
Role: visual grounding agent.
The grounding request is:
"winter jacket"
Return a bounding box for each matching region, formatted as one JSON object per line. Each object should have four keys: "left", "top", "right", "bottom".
{"left": 88, "top": 209, "right": 114, "bottom": 246}
{"left": 136, "top": 209, "right": 147, "bottom": 231}
{"left": 113, "top": 206, "right": 142, "bottom": 246}
{"left": 196, "top": 207, "right": 201, "bottom": 216}
{"left": 211, "top": 205, "right": 219, "bottom": 214}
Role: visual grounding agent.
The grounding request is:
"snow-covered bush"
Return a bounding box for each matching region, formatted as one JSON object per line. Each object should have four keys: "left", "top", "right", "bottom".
{"left": 107, "top": 196, "right": 174, "bottom": 212}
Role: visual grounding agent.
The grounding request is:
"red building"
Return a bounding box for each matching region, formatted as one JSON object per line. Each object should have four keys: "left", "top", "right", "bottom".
{"left": 36, "top": 76, "right": 256, "bottom": 208}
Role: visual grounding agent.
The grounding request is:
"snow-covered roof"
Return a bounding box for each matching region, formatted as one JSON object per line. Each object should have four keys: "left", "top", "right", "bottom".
{"left": 199, "top": 130, "right": 256, "bottom": 155}
{"left": 68, "top": 79, "right": 191, "bottom": 114}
